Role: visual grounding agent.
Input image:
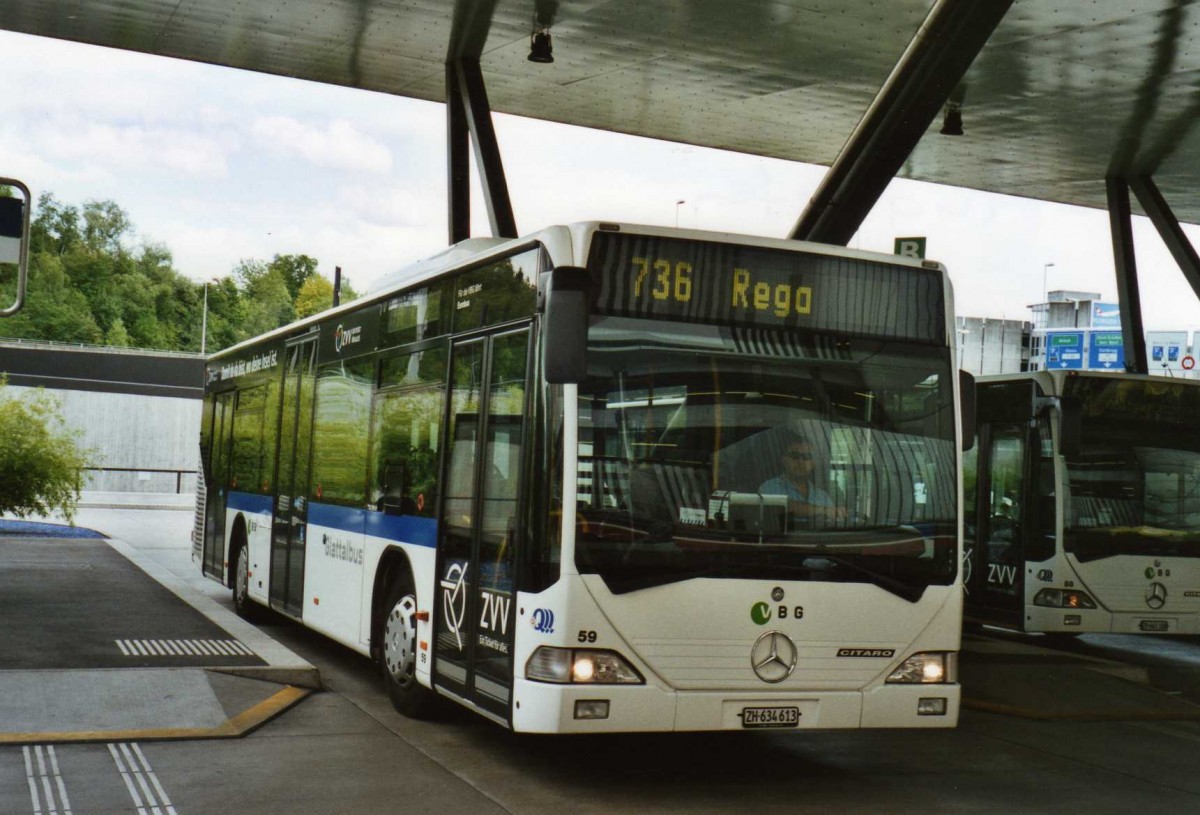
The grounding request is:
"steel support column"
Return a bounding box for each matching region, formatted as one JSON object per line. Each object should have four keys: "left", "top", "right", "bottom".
{"left": 1128, "top": 175, "right": 1200, "bottom": 303}
{"left": 1106, "top": 177, "right": 1149, "bottom": 374}
{"left": 454, "top": 58, "right": 517, "bottom": 239}
{"left": 447, "top": 61, "right": 471, "bottom": 244}
{"left": 790, "top": 0, "right": 1013, "bottom": 244}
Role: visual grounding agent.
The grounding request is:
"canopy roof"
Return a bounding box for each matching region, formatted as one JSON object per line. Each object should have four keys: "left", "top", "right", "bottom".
{"left": 4, "top": 1, "right": 1198, "bottom": 221}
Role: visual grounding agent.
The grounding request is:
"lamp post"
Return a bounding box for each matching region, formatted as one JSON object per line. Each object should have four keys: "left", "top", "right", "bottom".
{"left": 200, "top": 278, "right": 218, "bottom": 355}
{"left": 675, "top": 199, "right": 685, "bottom": 228}
{"left": 1041, "top": 262, "right": 1055, "bottom": 329}
{"left": 201, "top": 281, "right": 208, "bottom": 355}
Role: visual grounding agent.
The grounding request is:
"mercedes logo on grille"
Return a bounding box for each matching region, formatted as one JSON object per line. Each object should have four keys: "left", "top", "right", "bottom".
{"left": 751, "top": 631, "right": 798, "bottom": 683}
{"left": 1146, "top": 582, "right": 1167, "bottom": 610}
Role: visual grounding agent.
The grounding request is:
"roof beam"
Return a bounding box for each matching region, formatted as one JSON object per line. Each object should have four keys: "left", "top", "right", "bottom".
{"left": 1128, "top": 175, "right": 1200, "bottom": 303}
{"left": 447, "top": 61, "right": 470, "bottom": 245}
{"left": 790, "top": 0, "right": 1013, "bottom": 244}
{"left": 452, "top": 58, "right": 518, "bottom": 240}
{"left": 1106, "top": 177, "right": 1149, "bottom": 374}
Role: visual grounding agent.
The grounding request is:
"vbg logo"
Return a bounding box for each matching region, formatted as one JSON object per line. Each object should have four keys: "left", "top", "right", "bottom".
{"left": 531, "top": 608, "right": 555, "bottom": 634}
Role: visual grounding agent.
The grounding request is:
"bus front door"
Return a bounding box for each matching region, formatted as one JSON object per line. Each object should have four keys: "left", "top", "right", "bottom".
{"left": 202, "top": 390, "right": 235, "bottom": 580}
{"left": 434, "top": 327, "right": 530, "bottom": 720}
{"left": 269, "top": 337, "right": 318, "bottom": 618}
{"left": 976, "top": 422, "right": 1027, "bottom": 623}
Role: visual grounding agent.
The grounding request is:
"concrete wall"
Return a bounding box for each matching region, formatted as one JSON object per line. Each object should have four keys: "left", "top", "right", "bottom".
{"left": 10, "top": 386, "right": 201, "bottom": 493}
{"left": 1, "top": 341, "right": 204, "bottom": 495}
{"left": 956, "top": 317, "right": 1031, "bottom": 375}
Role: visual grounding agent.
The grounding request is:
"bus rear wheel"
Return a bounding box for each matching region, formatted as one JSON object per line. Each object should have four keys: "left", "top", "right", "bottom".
{"left": 232, "top": 545, "right": 260, "bottom": 621}
{"left": 380, "top": 575, "right": 438, "bottom": 719}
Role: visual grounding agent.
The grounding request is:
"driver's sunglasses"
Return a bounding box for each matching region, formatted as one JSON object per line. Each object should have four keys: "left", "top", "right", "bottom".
{"left": 784, "top": 451, "right": 813, "bottom": 461}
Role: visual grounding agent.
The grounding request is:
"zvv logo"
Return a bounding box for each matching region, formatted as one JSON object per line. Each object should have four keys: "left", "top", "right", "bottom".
{"left": 440, "top": 563, "right": 467, "bottom": 650}
{"left": 531, "top": 608, "right": 555, "bottom": 634}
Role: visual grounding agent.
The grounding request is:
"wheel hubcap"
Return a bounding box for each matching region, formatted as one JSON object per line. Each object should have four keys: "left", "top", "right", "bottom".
{"left": 383, "top": 594, "right": 418, "bottom": 685}
{"left": 236, "top": 550, "right": 248, "bottom": 604}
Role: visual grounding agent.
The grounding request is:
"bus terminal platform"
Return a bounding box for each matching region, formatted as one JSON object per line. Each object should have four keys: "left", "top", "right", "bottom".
{"left": 0, "top": 507, "right": 319, "bottom": 745}
{"left": 0, "top": 505, "right": 1198, "bottom": 743}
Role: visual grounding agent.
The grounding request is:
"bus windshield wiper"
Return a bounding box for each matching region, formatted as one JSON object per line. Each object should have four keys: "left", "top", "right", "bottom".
{"left": 815, "top": 555, "right": 926, "bottom": 603}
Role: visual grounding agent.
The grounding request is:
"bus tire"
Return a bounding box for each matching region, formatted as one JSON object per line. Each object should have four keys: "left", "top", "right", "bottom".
{"left": 232, "top": 544, "right": 261, "bottom": 622}
{"left": 380, "top": 574, "right": 438, "bottom": 719}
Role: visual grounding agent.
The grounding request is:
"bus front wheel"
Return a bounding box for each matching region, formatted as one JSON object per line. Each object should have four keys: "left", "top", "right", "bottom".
{"left": 380, "top": 575, "right": 438, "bottom": 719}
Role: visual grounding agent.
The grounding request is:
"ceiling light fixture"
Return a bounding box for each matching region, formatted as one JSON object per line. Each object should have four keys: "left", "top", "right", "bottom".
{"left": 528, "top": 28, "right": 554, "bottom": 63}
{"left": 940, "top": 105, "right": 963, "bottom": 136}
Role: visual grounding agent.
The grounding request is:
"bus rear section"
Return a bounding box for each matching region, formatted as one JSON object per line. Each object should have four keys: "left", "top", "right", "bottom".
{"left": 966, "top": 371, "right": 1200, "bottom": 635}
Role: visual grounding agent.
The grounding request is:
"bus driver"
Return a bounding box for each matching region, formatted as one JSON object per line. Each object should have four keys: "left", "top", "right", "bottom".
{"left": 758, "top": 434, "right": 846, "bottom": 526}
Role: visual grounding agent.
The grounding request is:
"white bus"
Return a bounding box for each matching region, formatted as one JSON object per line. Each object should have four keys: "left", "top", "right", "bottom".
{"left": 196, "top": 223, "right": 971, "bottom": 732}
{"left": 965, "top": 370, "right": 1200, "bottom": 636}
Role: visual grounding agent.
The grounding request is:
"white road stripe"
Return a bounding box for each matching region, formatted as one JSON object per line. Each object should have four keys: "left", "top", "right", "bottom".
{"left": 23, "top": 747, "right": 43, "bottom": 815}
{"left": 47, "top": 747, "right": 72, "bottom": 815}
{"left": 132, "top": 743, "right": 178, "bottom": 815}
{"left": 109, "top": 744, "right": 149, "bottom": 815}
{"left": 120, "top": 743, "right": 163, "bottom": 815}
{"left": 115, "top": 637, "right": 251, "bottom": 658}
{"left": 23, "top": 745, "right": 72, "bottom": 815}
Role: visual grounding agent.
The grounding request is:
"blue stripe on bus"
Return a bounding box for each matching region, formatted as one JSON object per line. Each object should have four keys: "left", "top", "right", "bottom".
{"left": 309, "top": 501, "right": 438, "bottom": 548}
{"left": 227, "top": 491, "right": 272, "bottom": 514}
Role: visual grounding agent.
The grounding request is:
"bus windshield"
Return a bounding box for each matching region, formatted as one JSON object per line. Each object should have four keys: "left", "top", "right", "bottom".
{"left": 1063, "top": 378, "right": 1200, "bottom": 562}
{"left": 570, "top": 317, "right": 958, "bottom": 598}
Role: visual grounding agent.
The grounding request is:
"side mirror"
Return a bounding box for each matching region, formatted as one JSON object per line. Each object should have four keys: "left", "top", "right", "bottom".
{"left": 0, "top": 178, "right": 31, "bottom": 318}
{"left": 958, "top": 369, "right": 976, "bottom": 452}
{"left": 543, "top": 266, "right": 591, "bottom": 384}
{"left": 1058, "top": 396, "right": 1082, "bottom": 459}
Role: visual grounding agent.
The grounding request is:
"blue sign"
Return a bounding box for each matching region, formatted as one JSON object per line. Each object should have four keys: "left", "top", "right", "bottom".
{"left": 1045, "top": 331, "right": 1084, "bottom": 369}
{"left": 1088, "top": 331, "right": 1125, "bottom": 370}
{"left": 1091, "top": 303, "right": 1121, "bottom": 328}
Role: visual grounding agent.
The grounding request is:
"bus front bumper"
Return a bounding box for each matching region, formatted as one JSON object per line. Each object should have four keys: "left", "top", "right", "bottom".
{"left": 509, "top": 679, "right": 960, "bottom": 734}
{"left": 1026, "top": 606, "right": 1200, "bottom": 635}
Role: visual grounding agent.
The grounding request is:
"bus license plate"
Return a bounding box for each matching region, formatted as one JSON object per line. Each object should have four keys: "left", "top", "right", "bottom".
{"left": 741, "top": 706, "right": 800, "bottom": 728}
{"left": 1139, "top": 620, "right": 1169, "bottom": 632}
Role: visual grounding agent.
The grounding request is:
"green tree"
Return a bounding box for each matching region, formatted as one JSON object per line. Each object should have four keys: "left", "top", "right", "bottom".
{"left": 104, "top": 317, "right": 131, "bottom": 347}
{"left": 0, "top": 380, "right": 96, "bottom": 522}
{"left": 295, "top": 275, "right": 334, "bottom": 318}
{"left": 269, "top": 254, "right": 319, "bottom": 301}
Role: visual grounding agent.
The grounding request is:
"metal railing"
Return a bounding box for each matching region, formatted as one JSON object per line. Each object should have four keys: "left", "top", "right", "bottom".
{"left": 82, "top": 467, "right": 196, "bottom": 494}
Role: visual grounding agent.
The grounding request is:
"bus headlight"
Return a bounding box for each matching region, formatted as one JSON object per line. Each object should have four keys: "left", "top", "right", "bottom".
{"left": 526, "top": 647, "right": 644, "bottom": 684}
{"left": 1033, "top": 588, "right": 1096, "bottom": 609}
{"left": 886, "top": 652, "right": 956, "bottom": 684}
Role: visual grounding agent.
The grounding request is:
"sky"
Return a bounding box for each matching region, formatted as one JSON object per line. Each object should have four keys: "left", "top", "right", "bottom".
{"left": 2, "top": 30, "right": 1199, "bottom": 333}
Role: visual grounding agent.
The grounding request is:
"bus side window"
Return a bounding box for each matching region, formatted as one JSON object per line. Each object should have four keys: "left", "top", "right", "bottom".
{"left": 371, "top": 345, "right": 448, "bottom": 517}
{"left": 311, "top": 360, "right": 375, "bottom": 507}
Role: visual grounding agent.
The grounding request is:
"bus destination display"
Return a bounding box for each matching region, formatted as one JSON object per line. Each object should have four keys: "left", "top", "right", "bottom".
{"left": 588, "top": 232, "right": 946, "bottom": 343}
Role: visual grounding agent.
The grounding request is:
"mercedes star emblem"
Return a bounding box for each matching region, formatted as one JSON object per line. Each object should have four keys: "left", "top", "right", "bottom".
{"left": 1146, "top": 582, "right": 1167, "bottom": 610}
{"left": 751, "top": 630, "right": 798, "bottom": 683}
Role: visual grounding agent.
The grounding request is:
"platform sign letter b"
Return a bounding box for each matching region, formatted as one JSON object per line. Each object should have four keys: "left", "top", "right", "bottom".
{"left": 894, "top": 237, "right": 926, "bottom": 259}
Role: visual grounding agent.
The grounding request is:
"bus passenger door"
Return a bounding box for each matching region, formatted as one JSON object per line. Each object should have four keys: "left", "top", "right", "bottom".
{"left": 434, "top": 327, "right": 530, "bottom": 720}
{"left": 269, "top": 337, "right": 318, "bottom": 617}
{"left": 977, "top": 422, "right": 1027, "bottom": 621}
{"left": 203, "top": 390, "right": 236, "bottom": 580}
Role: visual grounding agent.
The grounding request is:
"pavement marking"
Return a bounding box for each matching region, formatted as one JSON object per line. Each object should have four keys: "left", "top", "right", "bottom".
{"left": 115, "top": 639, "right": 255, "bottom": 658}
{"left": 0, "top": 684, "right": 311, "bottom": 745}
{"left": 109, "top": 742, "right": 178, "bottom": 815}
{"left": 22, "top": 745, "right": 73, "bottom": 815}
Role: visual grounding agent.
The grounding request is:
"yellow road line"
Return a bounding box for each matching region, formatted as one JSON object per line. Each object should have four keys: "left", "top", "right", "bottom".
{"left": 0, "top": 685, "right": 311, "bottom": 745}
